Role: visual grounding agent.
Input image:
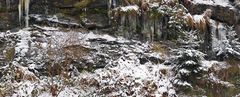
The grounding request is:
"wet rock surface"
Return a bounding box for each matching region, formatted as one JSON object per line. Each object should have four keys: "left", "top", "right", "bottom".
{"left": 80, "top": 14, "right": 110, "bottom": 29}
{"left": 0, "top": 0, "right": 108, "bottom": 31}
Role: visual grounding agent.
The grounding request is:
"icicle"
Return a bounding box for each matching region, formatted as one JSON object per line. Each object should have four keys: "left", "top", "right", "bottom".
{"left": 129, "top": 14, "right": 137, "bottom": 33}
{"left": 108, "top": 0, "right": 112, "bottom": 10}
{"left": 18, "top": 0, "right": 22, "bottom": 25}
{"left": 6, "top": 0, "right": 11, "bottom": 10}
{"left": 18, "top": 0, "right": 30, "bottom": 28}
{"left": 108, "top": 0, "right": 112, "bottom": 24}
{"left": 24, "top": 0, "right": 30, "bottom": 27}
{"left": 109, "top": 0, "right": 118, "bottom": 10}
{"left": 112, "top": 0, "right": 116, "bottom": 8}
{"left": 44, "top": 0, "right": 49, "bottom": 14}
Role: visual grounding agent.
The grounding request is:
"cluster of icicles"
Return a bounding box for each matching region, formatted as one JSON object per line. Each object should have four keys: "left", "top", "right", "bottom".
{"left": 18, "top": 0, "right": 30, "bottom": 27}
{"left": 5, "top": 0, "right": 30, "bottom": 28}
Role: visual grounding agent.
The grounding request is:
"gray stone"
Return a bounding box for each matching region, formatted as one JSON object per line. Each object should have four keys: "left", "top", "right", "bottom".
{"left": 81, "top": 14, "right": 110, "bottom": 29}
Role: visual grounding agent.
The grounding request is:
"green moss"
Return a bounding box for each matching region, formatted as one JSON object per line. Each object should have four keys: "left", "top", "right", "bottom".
{"left": 63, "top": 0, "right": 71, "bottom": 3}
{"left": 91, "top": 8, "right": 107, "bottom": 14}
{"left": 74, "top": 0, "right": 96, "bottom": 9}
{"left": 4, "top": 47, "right": 15, "bottom": 62}
{"left": 79, "top": 13, "right": 87, "bottom": 19}
{"left": 60, "top": 9, "right": 70, "bottom": 14}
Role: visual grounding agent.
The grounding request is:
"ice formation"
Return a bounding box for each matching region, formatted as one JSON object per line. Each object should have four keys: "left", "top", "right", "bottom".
{"left": 18, "top": 0, "right": 30, "bottom": 27}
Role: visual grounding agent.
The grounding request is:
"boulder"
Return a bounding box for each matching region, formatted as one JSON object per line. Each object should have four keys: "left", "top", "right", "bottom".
{"left": 185, "top": 1, "right": 240, "bottom": 38}
{"left": 188, "top": 2, "right": 240, "bottom": 25}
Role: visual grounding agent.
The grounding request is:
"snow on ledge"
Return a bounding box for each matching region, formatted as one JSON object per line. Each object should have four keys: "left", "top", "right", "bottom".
{"left": 192, "top": 0, "right": 232, "bottom": 7}
{"left": 119, "top": 5, "right": 139, "bottom": 12}
{"left": 201, "top": 60, "right": 229, "bottom": 71}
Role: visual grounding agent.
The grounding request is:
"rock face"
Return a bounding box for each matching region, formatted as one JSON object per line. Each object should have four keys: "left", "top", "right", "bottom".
{"left": 0, "top": 0, "right": 19, "bottom": 30}
{"left": 0, "top": 27, "right": 165, "bottom": 76}
{"left": 185, "top": 1, "right": 240, "bottom": 38}
{"left": 0, "top": 0, "right": 240, "bottom": 39}
{"left": 0, "top": 1, "right": 240, "bottom": 97}
{"left": 236, "top": 24, "right": 240, "bottom": 38}
{"left": 0, "top": 12, "right": 19, "bottom": 31}
{"left": 187, "top": 2, "right": 240, "bottom": 25}
{"left": 0, "top": 0, "right": 108, "bottom": 31}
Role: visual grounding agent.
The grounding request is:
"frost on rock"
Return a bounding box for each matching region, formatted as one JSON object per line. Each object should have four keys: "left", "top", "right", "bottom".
{"left": 201, "top": 60, "right": 229, "bottom": 71}
{"left": 78, "top": 53, "right": 176, "bottom": 96}
{"left": 12, "top": 81, "right": 37, "bottom": 97}
{"left": 208, "top": 73, "right": 235, "bottom": 87}
{"left": 119, "top": 5, "right": 139, "bottom": 12}
{"left": 14, "top": 29, "right": 31, "bottom": 57}
{"left": 29, "top": 14, "right": 81, "bottom": 27}
{"left": 0, "top": 27, "right": 178, "bottom": 96}
{"left": 192, "top": 0, "right": 232, "bottom": 7}
{"left": 0, "top": 0, "right": 240, "bottom": 96}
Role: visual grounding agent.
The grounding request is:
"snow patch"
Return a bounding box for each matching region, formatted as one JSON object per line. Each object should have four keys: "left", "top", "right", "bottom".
{"left": 192, "top": 0, "right": 232, "bottom": 7}
{"left": 120, "top": 5, "right": 139, "bottom": 12}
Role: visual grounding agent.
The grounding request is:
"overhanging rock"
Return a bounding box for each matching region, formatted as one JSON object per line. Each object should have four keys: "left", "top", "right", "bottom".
{"left": 187, "top": 2, "right": 240, "bottom": 25}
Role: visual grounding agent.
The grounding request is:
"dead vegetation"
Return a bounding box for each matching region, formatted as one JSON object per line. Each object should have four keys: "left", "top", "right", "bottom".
{"left": 185, "top": 9, "right": 212, "bottom": 33}
{"left": 15, "top": 66, "right": 38, "bottom": 82}
{"left": 150, "top": 42, "right": 170, "bottom": 58}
